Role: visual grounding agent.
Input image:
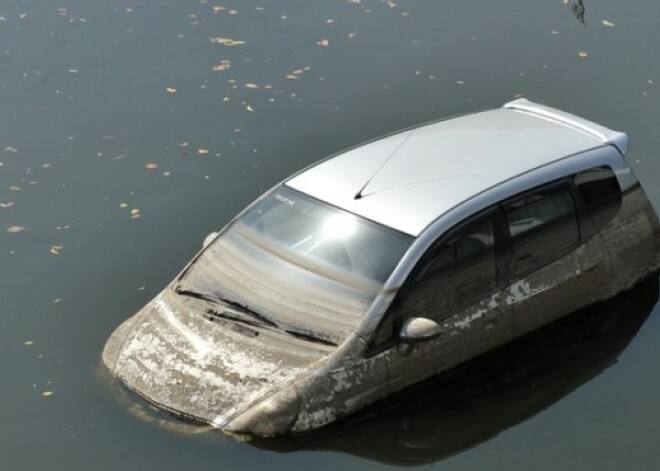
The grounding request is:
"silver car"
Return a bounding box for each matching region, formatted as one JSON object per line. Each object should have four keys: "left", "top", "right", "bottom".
{"left": 102, "top": 99, "right": 660, "bottom": 436}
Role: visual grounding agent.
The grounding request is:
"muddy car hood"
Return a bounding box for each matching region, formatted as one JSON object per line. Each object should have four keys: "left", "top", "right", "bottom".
{"left": 102, "top": 288, "right": 332, "bottom": 426}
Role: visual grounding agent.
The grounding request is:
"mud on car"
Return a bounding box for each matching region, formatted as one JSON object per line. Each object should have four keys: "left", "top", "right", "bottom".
{"left": 103, "top": 99, "right": 660, "bottom": 436}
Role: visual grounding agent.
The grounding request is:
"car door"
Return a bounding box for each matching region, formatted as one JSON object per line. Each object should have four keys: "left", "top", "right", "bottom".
{"left": 366, "top": 209, "right": 513, "bottom": 396}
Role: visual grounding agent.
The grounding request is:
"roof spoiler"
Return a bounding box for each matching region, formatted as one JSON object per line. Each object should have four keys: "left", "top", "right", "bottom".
{"left": 504, "top": 98, "right": 629, "bottom": 156}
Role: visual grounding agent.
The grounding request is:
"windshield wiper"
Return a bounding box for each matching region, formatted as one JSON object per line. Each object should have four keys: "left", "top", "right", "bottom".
{"left": 175, "top": 288, "right": 278, "bottom": 329}
{"left": 284, "top": 329, "right": 337, "bottom": 347}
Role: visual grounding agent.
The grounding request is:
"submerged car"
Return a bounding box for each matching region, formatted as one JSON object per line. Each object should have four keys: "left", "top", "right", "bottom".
{"left": 103, "top": 98, "right": 660, "bottom": 436}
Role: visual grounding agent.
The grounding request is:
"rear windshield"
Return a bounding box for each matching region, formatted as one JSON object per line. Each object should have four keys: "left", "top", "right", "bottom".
{"left": 179, "top": 186, "right": 412, "bottom": 344}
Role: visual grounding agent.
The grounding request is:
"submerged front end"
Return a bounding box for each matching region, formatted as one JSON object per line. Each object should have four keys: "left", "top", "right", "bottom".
{"left": 102, "top": 287, "right": 332, "bottom": 432}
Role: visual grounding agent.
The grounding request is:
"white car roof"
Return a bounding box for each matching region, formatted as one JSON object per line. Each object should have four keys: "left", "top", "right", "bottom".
{"left": 286, "top": 99, "right": 628, "bottom": 237}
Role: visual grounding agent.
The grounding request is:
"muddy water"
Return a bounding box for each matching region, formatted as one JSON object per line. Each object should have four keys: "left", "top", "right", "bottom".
{"left": 3, "top": 1, "right": 660, "bottom": 469}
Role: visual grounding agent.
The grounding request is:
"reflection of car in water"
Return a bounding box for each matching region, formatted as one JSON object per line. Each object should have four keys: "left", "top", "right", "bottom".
{"left": 102, "top": 99, "right": 660, "bottom": 436}
{"left": 253, "top": 274, "right": 659, "bottom": 465}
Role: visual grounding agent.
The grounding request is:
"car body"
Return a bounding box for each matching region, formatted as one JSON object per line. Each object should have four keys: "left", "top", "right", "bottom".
{"left": 102, "top": 98, "right": 660, "bottom": 436}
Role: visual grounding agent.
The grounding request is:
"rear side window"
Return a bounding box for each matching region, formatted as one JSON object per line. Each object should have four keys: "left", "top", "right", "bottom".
{"left": 574, "top": 166, "right": 622, "bottom": 234}
{"left": 505, "top": 187, "right": 579, "bottom": 278}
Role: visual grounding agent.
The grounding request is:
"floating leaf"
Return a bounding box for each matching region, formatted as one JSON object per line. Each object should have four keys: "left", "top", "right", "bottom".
{"left": 197, "top": 148, "right": 209, "bottom": 155}
{"left": 145, "top": 162, "right": 159, "bottom": 170}
{"left": 212, "top": 60, "right": 231, "bottom": 71}
{"left": 7, "top": 225, "right": 28, "bottom": 233}
{"left": 210, "top": 37, "right": 245, "bottom": 46}
{"left": 50, "top": 244, "right": 63, "bottom": 255}
{"left": 42, "top": 391, "right": 54, "bottom": 398}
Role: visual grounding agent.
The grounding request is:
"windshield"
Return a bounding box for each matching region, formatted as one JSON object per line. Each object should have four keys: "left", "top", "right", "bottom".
{"left": 178, "top": 186, "right": 413, "bottom": 345}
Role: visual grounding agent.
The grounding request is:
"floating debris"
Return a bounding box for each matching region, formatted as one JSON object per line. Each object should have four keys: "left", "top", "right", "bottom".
{"left": 145, "top": 162, "right": 159, "bottom": 170}
{"left": 602, "top": 20, "right": 615, "bottom": 27}
{"left": 166, "top": 87, "right": 178, "bottom": 94}
{"left": 49, "top": 244, "right": 63, "bottom": 255}
{"left": 578, "top": 51, "right": 588, "bottom": 58}
{"left": 1, "top": 201, "right": 14, "bottom": 209}
{"left": 212, "top": 60, "right": 231, "bottom": 71}
{"left": 4, "top": 146, "right": 18, "bottom": 153}
{"left": 24, "top": 340, "right": 34, "bottom": 346}
{"left": 130, "top": 209, "right": 141, "bottom": 219}
{"left": 7, "top": 225, "right": 28, "bottom": 234}
{"left": 317, "top": 39, "right": 330, "bottom": 47}
{"left": 198, "top": 148, "right": 209, "bottom": 155}
{"left": 210, "top": 37, "right": 245, "bottom": 46}
{"left": 42, "top": 391, "right": 54, "bottom": 398}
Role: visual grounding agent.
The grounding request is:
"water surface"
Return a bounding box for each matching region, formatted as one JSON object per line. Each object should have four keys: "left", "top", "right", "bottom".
{"left": 2, "top": 1, "right": 660, "bottom": 469}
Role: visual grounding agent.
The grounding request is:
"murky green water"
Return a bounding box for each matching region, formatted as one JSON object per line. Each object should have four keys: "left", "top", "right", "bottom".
{"left": 3, "top": 1, "right": 660, "bottom": 469}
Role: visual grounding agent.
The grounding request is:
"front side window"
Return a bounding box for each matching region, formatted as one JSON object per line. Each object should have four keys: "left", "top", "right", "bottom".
{"left": 505, "top": 187, "right": 579, "bottom": 278}
{"left": 369, "top": 216, "right": 497, "bottom": 351}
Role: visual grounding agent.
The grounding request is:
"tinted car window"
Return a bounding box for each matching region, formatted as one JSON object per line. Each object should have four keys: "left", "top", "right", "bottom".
{"left": 505, "top": 187, "right": 579, "bottom": 278}
{"left": 369, "top": 217, "right": 497, "bottom": 351}
{"left": 574, "top": 166, "right": 622, "bottom": 234}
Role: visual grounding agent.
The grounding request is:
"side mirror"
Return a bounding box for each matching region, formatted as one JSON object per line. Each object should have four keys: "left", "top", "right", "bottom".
{"left": 399, "top": 317, "right": 442, "bottom": 344}
{"left": 203, "top": 232, "right": 219, "bottom": 248}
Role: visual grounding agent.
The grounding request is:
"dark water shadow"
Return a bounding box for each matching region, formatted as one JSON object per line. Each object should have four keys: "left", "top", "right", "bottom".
{"left": 253, "top": 274, "right": 659, "bottom": 466}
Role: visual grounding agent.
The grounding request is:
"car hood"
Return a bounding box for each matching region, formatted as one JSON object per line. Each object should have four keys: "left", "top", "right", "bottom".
{"left": 103, "top": 289, "right": 332, "bottom": 426}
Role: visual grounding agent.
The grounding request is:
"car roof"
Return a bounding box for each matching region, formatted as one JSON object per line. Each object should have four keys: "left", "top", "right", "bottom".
{"left": 286, "top": 99, "right": 628, "bottom": 237}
